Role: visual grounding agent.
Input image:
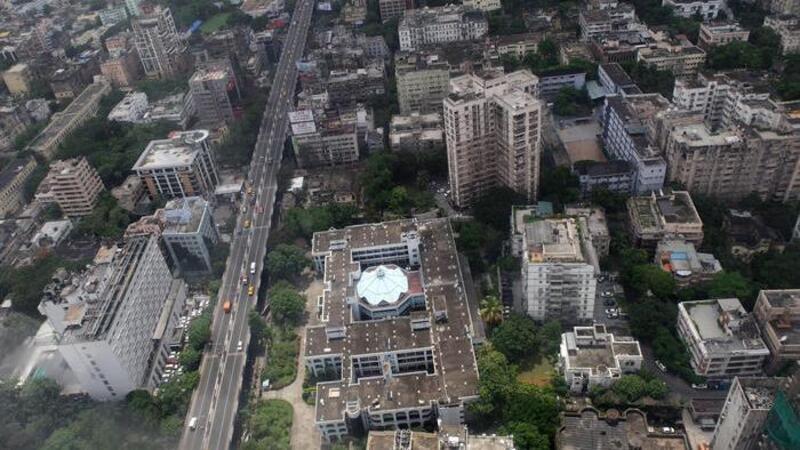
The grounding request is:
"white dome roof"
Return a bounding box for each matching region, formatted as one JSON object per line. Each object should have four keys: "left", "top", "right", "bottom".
{"left": 356, "top": 265, "right": 409, "bottom": 306}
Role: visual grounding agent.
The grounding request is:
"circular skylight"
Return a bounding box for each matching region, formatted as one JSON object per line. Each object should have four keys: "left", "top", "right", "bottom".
{"left": 356, "top": 264, "right": 409, "bottom": 306}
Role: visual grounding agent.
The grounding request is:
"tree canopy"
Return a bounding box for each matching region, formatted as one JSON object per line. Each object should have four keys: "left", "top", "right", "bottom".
{"left": 490, "top": 313, "right": 537, "bottom": 363}
{"left": 266, "top": 244, "right": 311, "bottom": 281}
{"left": 242, "top": 400, "right": 293, "bottom": 450}
{"left": 268, "top": 282, "right": 306, "bottom": 325}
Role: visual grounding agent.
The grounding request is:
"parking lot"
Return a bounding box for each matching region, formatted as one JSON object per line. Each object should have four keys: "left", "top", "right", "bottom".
{"left": 160, "top": 294, "right": 211, "bottom": 385}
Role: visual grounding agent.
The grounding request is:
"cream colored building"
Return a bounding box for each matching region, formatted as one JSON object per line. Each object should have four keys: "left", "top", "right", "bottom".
{"left": 462, "top": 0, "right": 501, "bottom": 11}
{"left": 3, "top": 63, "right": 32, "bottom": 96}
{"left": 698, "top": 22, "right": 750, "bottom": 49}
{"left": 637, "top": 41, "right": 706, "bottom": 77}
{"left": 41, "top": 157, "right": 105, "bottom": 217}
{"left": 395, "top": 51, "right": 451, "bottom": 114}
{"left": 444, "top": 69, "right": 542, "bottom": 208}
{"left": 0, "top": 157, "right": 37, "bottom": 218}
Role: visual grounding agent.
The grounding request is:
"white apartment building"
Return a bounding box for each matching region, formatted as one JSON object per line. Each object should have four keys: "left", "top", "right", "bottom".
{"left": 108, "top": 91, "right": 149, "bottom": 123}
{"left": 189, "top": 59, "right": 240, "bottom": 128}
{"left": 627, "top": 190, "right": 704, "bottom": 246}
{"left": 36, "top": 236, "right": 186, "bottom": 400}
{"left": 289, "top": 110, "right": 360, "bottom": 168}
{"left": 398, "top": 5, "right": 488, "bottom": 51}
{"left": 444, "top": 69, "right": 542, "bottom": 208}
{"left": 462, "top": 0, "right": 501, "bottom": 11}
{"left": 132, "top": 130, "right": 219, "bottom": 199}
{"left": 162, "top": 196, "right": 218, "bottom": 274}
{"left": 559, "top": 324, "right": 643, "bottom": 393}
{"left": 578, "top": 4, "right": 639, "bottom": 41}
{"left": 698, "top": 22, "right": 750, "bottom": 49}
{"left": 764, "top": 15, "right": 800, "bottom": 55}
{"left": 39, "top": 157, "right": 105, "bottom": 217}
{"left": 378, "top": 0, "right": 412, "bottom": 22}
{"left": 395, "top": 51, "right": 451, "bottom": 114}
{"left": 601, "top": 94, "right": 668, "bottom": 194}
{"left": 389, "top": 112, "right": 443, "bottom": 152}
{"left": 511, "top": 209, "right": 597, "bottom": 323}
{"left": 132, "top": 5, "right": 183, "bottom": 78}
{"left": 677, "top": 298, "right": 770, "bottom": 378}
{"left": 662, "top": 0, "right": 724, "bottom": 20}
{"left": 636, "top": 40, "right": 706, "bottom": 77}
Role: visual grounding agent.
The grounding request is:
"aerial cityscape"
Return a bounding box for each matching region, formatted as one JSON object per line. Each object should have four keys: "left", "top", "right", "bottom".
{"left": 0, "top": 0, "right": 798, "bottom": 448}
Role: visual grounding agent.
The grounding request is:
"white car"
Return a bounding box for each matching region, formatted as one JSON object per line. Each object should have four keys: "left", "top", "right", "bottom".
{"left": 661, "top": 427, "right": 676, "bottom": 434}
{"left": 237, "top": 341, "right": 243, "bottom": 352}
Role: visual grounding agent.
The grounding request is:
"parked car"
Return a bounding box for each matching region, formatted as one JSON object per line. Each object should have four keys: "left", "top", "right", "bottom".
{"left": 604, "top": 298, "right": 616, "bottom": 306}
{"left": 692, "top": 383, "right": 709, "bottom": 390}
{"left": 655, "top": 360, "right": 667, "bottom": 372}
{"left": 661, "top": 427, "right": 676, "bottom": 434}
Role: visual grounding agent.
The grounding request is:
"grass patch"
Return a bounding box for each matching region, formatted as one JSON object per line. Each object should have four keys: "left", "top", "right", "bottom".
{"left": 517, "top": 356, "right": 556, "bottom": 387}
{"left": 200, "top": 13, "right": 231, "bottom": 34}
{"left": 261, "top": 327, "right": 299, "bottom": 390}
{"left": 244, "top": 399, "right": 293, "bottom": 450}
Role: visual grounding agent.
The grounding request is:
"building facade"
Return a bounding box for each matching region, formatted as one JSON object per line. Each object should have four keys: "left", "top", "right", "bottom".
{"left": 37, "top": 236, "right": 186, "bottom": 400}
{"left": 132, "top": 6, "right": 184, "bottom": 79}
{"left": 711, "top": 377, "right": 789, "bottom": 450}
{"left": 41, "top": 157, "right": 105, "bottom": 217}
{"left": 698, "top": 22, "right": 750, "bottom": 49}
{"left": 677, "top": 298, "right": 770, "bottom": 378}
{"left": 189, "top": 59, "right": 240, "bottom": 129}
{"left": 132, "top": 130, "right": 219, "bottom": 199}
{"left": 662, "top": 0, "right": 724, "bottom": 20}
{"left": 162, "top": 196, "right": 218, "bottom": 274}
{"left": 395, "top": 51, "right": 451, "bottom": 114}
{"left": 559, "top": 324, "right": 642, "bottom": 393}
{"left": 378, "top": 0, "right": 413, "bottom": 22}
{"left": 512, "top": 209, "right": 598, "bottom": 323}
{"left": 627, "top": 190, "right": 704, "bottom": 246}
{"left": 444, "top": 69, "right": 541, "bottom": 208}
{"left": 289, "top": 110, "right": 360, "bottom": 168}
{"left": 753, "top": 289, "right": 800, "bottom": 373}
{"left": 2, "top": 63, "right": 32, "bottom": 96}
{"left": 398, "top": 5, "right": 488, "bottom": 51}
{"left": 0, "top": 157, "right": 37, "bottom": 218}
{"left": 389, "top": 112, "right": 443, "bottom": 152}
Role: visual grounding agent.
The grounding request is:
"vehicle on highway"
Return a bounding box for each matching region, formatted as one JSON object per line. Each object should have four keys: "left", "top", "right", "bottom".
{"left": 655, "top": 360, "right": 667, "bottom": 372}
{"left": 237, "top": 341, "right": 243, "bottom": 352}
{"left": 250, "top": 262, "right": 256, "bottom": 274}
{"left": 244, "top": 219, "right": 251, "bottom": 228}
{"left": 248, "top": 285, "right": 255, "bottom": 296}
{"left": 188, "top": 417, "right": 197, "bottom": 430}
{"left": 223, "top": 300, "right": 231, "bottom": 314}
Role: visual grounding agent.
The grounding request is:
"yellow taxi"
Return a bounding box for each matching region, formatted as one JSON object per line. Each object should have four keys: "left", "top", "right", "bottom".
{"left": 248, "top": 285, "right": 255, "bottom": 296}
{"left": 244, "top": 219, "right": 251, "bottom": 228}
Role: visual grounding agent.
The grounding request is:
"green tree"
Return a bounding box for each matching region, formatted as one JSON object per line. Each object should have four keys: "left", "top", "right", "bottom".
{"left": 75, "top": 193, "right": 131, "bottom": 239}
{"left": 269, "top": 282, "right": 306, "bottom": 325}
{"left": 479, "top": 295, "right": 504, "bottom": 328}
{"left": 503, "top": 383, "right": 560, "bottom": 436}
{"left": 626, "top": 265, "right": 676, "bottom": 299}
{"left": 539, "top": 166, "right": 580, "bottom": 209}
{"left": 266, "top": 244, "right": 310, "bottom": 281}
{"left": 490, "top": 313, "right": 537, "bottom": 363}
{"left": 469, "top": 347, "right": 517, "bottom": 418}
{"left": 179, "top": 347, "right": 202, "bottom": 371}
{"left": 645, "top": 378, "right": 669, "bottom": 399}
{"left": 708, "top": 271, "right": 756, "bottom": 303}
{"left": 612, "top": 375, "right": 647, "bottom": 402}
{"left": 536, "top": 320, "right": 563, "bottom": 357}
{"left": 246, "top": 400, "right": 293, "bottom": 450}
{"left": 187, "top": 313, "right": 212, "bottom": 351}
{"left": 502, "top": 422, "right": 549, "bottom": 450}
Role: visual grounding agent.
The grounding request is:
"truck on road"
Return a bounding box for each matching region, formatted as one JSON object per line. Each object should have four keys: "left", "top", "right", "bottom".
{"left": 223, "top": 300, "right": 231, "bottom": 314}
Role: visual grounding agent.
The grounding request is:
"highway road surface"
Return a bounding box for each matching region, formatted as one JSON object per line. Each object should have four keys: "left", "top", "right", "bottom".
{"left": 179, "top": 1, "right": 315, "bottom": 448}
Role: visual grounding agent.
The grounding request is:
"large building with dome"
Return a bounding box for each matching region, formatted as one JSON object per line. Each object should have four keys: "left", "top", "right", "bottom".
{"left": 306, "top": 219, "right": 481, "bottom": 442}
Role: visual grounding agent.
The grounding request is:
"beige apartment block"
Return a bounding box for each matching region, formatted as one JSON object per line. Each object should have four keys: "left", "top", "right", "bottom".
{"left": 0, "top": 157, "right": 37, "bottom": 218}
{"left": 444, "top": 69, "right": 542, "bottom": 208}
{"left": 3, "top": 63, "right": 32, "bottom": 96}
{"left": 395, "top": 51, "right": 450, "bottom": 114}
{"left": 42, "top": 157, "right": 105, "bottom": 217}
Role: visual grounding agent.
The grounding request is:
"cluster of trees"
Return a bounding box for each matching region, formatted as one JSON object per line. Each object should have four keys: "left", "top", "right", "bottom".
{"left": 179, "top": 311, "right": 212, "bottom": 371}
{"left": 621, "top": 62, "right": 676, "bottom": 99}
{"left": 134, "top": 76, "right": 189, "bottom": 102}
{"left": 553, "top": 87, "right": 593, "bottom": 117}
{"left": 278, "top": 203, "right": 360, "bottom": 242}
{"left": 266, "top": 244, "right": 311, "bottom": 282}
{"left": 630, "top": 0, "right": 702, "bottom": 42}
{"left": 75, "top": 193, "right": 132, "bottom": 239}
{"left": 708, "top": 27, "right": 781, "bottom": 71}
{"left": 215, "top": 89, "right": 268, "bottom": 167}
{"left": 489, "top": 313, "right": 563, "bottom": 364}
{"left": 469, "top": 348, "right": 560, "bottom": 450}
{"left": 0, "top": 378, "right": 177, "bottom": 450}
{"left": 778, "top": 54, "right": 800, "bottom": 101}
{"left": 360, "top": 151, "right": 438, "bottom": 220}
{"left": 269, "top": 281, "right": 307, "bottom": 325}
{"left": 499, "top": 41, "right": 597, "bottom": 80}
{"left": 241, "top": 399, "right": 293, "bottom": 450}
{"left": 590, "top": 374, "right": 669, "bottom": 407}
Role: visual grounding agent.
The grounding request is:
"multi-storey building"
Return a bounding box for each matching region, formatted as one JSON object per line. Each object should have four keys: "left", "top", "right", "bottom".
{"left": 98, "top": 5, "right": 129, "bottom": 25}
{"left": 489, "top": 32, "right": 542, "bottom": 59}
{"left": 598, "top": 62, "right": 638, "bottom": 94}
{"left": 368, "top": 428, "right": 514, "bottom": 449}
{"left": 711, "top": 377, "right": 790, "bottom": 450}
{"left": 37, "top": 235, "right": 187, "bottom": 400}
{"left": 573, "top": 160, "right": 636, "bottom": 198}
{"left": 100, "top": 49, "right": 142, "bottom": 88}
{"left": 636, "top": 39, "right": 706, "bottom": 77}
{"left": 2, "top": 63, "right": 32, "bottom": 96}
{"left": 108, "top": 92, "right": 150, "bottom": 123}
{"left": 600, "top": 94, "right": 669, "bottom": 193}
{"left": 764, "top": 15, "right": 800, "bottom": 55}
{"left": 306, "top": 219, "right": 479, "bottom": 442}
{"left": 289, "top": 109, "right": 360, "bottom": 168}
{"left": 325, "top": 65, "right": 385, "bottom": 105}
{"left": 662, "top": 0, "right": 724, "bottom": 20}
{"left": 27, "top": 79, "right": 111, "bottom": 159}
{"left": 511, "top": 208, "right": 598, "bottom": 323}
{"left": 162, "top": 196, "right": 218, "bottom": 274}
{"left": 0, "top": 157, "right": 36, "bottom": 218}
{"left": 462, "top": 0, "right": 501, "bottom": 11}
{"left": 753, "top": 290, "right": 800, "bottom": 374}
{"left": 698, "top": 22, "right": 750, "bottom": 49}
{"left": 0, "top": 104, "right": 32, "bottom": 152}
{"left": 559, "top": 324, "right": 642, "bottom": 393}
{"left": 444, "top": 69, "right": 541, "bottom": 208}
{"left": 589, "top": 30, "right": 653, "bottom": 64}
{"left": 538, "top": 70, "right": 587, "bottom": 100}
{"left": 677, "top": 298, "right": 770, "bottom": 378}
{"left": 389, "top": 112, "right": 443, "bottom": 152}
{"left": 132, "top": 5, "right": 184, "bottom": 79}
{"left": 654, "top": 239, "right": 722, "bottom": 286}
{"left": 189, "top": 59, "right": 240, "bottom": 128}
{"left": 771, "top": 0, "right": 800, "bottom": 14}
{"left": 398, "top": 5, "right": 488, "bottom": 51}
{"left": 395, "top": 51, "right": 451, "bottom": 114}
{"left": 627, "top": 189, "right": 704, "bottom": 246}
{"left": 578, "top": 4, "right": 639, "bottom": 41}
{"left": 378, "top": 0, "right": 413, "bottom": 22}
{"left": 132, "top": 130, "right": 219, "bottom": 199}
{"left": 40, "top": 157, "right": 105, "bottom": 217}
{"left": 563, "top": 206, "right": 612, "bottom": 257}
